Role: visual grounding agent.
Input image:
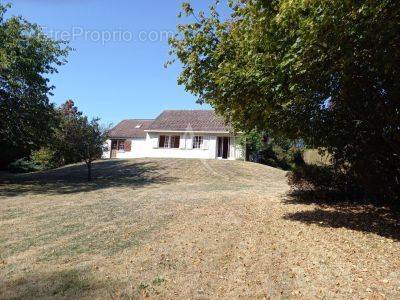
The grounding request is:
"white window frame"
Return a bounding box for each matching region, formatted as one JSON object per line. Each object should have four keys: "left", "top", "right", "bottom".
{"left": 192, "top": 136, "right": 203, "bottom": 149}
{"left": 159, "top": 135, "right": 180, "bottom": 149}
{"left": 163, "top": 136, "right": 170, "bottom": 148}
{"left": 170, "top": 136, "right": 180, "bottom": 149}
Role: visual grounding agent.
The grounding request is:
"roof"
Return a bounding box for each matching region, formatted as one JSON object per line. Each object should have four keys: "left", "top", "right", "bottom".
{"left": 147, "top": 110, "right": 230, "bottom": 132}
{"left": 108, "top": 119, "right": 154, "bottom": 138}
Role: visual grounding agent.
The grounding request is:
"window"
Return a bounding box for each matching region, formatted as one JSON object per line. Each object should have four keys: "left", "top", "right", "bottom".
{"left": 159, "top": 135, "right": 180, "bottom": 148}
{"left": 158, "top": 135, "right": 168, "bottom": 148}
{"left": 192, "top": 136, "right": 203, "bottom": 149}
{"left": 111, "top": 140, "right": 126, "bottom": 151}
{"left": 118, "top": 140, "right": 125, "bottom": 151}
{"left": 163, "top": 136, "right": 170, "bottom": 148}
{"left": 111, "top": 140, "right": 118, "bottom": 150}
{"left": 171, "top": 136, "right": 180, "bottom": 148}
{"left": 135, "top": 124, "right": 142, "bottom": 128}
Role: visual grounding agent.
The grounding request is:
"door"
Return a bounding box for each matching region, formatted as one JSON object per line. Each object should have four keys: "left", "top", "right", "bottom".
{"left": 110, "top": 140, "right": 118, "bottom": 158}
{"left": 217, "top": 137, "right": 230, "bottom": 159}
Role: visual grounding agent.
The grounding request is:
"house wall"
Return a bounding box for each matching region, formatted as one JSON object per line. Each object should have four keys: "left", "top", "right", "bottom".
{"left": 115, "top": 137, "right": 148, "bottom": 159}
{"left": 147, "top": 132, "right": 217, "bottom": 159}
{"left": 104, "top": 132, "right": 243, "bottom": 160}
{"left": 102, "top": 137, "right": 147, "bottom": 159}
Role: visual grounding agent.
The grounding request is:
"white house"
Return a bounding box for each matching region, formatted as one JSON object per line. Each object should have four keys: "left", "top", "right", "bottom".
{"left": 103, "top": 110, "right": 243, "bottom": 160}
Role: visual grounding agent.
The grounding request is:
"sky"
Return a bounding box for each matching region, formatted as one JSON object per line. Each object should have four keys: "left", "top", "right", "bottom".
{"left": 5, "top": 0, "right": 230, "bottom": 125}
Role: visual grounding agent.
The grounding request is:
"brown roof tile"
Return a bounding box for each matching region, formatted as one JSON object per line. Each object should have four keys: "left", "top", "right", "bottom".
{"left": 108, "top": 119, "right": 153, "bottom": 138}
{"left": 148, "top": 110, "right": 230, "bottom": 132}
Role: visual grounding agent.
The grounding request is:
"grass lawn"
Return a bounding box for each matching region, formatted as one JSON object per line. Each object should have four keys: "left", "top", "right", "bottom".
{"left": 0, "top": 158, "right": 399, "bottom": 298}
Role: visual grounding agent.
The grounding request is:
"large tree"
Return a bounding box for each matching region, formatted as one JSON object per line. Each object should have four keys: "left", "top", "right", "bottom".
{"left": 0, "top": 4, "right": 70, "bottom": 167}
{"left": 170, "top": 0, "right": 400, "bottom": 200}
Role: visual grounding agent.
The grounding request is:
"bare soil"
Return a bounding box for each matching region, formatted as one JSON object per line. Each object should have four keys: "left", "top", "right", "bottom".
{"left": 0, "top": 158, "right": 399, "bottom": 299}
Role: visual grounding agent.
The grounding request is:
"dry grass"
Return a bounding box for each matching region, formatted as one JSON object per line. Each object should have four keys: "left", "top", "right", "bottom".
{"left": 303, "top": 149, "right": 331, "bottom": 166}
{"left": 0, "top": 158, "right": 399, "bottom": 299}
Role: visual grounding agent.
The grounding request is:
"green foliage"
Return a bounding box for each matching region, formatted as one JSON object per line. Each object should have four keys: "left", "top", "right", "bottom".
{"left": 237, "top": 130, "right": 303, "bottom": 170}
{"left": 292, "top": 149, "right": 305, "bottom": 167}
{"left": 0, "top": 3, "right": 70, "bottom": 168}
{"left": 31, "top": 148, "right": 58, "bottom": 169}
{"left": 287, "top": 164, "right": 366, "bottom": 200}
{"left": 152, "top": 276, "right": 165, "bottom": 286}
{"left": 288, "top": 164, "right": 333, "bottom": 191}
{"left": 8, "top": 158, "right": 42, "bottom": 173}
{"left": 51, "top": 100, "right": 109, "bottom": 181}
{"left": 236, "top": 130, "right": 264, "bottom": 157}
{"left": 260, "top": 142, "right": 293, "bottom": 171}
{"left": 9, "top": 147, "right": 59, "bottom": 173}
{"left": 170, "top": 0, "right": 400, "bottom": 201}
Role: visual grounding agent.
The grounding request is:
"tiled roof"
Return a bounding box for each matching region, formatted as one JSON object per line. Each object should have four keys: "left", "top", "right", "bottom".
{"left": 108, "top": 119, "right": 153, "bottom": 138}
{"left": 147, "top": 110, "right": 230, "bottom": 132}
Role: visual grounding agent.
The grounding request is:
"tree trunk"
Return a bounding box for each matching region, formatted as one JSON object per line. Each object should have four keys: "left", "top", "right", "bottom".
{"left": 87, "top": 161, "right": 92, "bottom": 181}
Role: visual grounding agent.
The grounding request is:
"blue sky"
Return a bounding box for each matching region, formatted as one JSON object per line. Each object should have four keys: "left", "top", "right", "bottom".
{"left": 6, "top": 0, "right": 229, "bottom": 125}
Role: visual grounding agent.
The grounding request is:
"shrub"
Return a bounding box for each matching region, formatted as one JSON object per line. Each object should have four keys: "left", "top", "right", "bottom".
{"left": 292, "top": 149, "right": 305, "bottom": 166}
{"left": 260, "top": 144, "right": 293, "bottom": 170}
{"left": 8, "top": 158, "right": 42, "bottom": 173}
{"left": 287, "top": 163, "right": 366, "bottom": 201}
{"left": 31, "top": 148, "right": 58, "bottom": 169}
{"left": 288, "top": 164, "right": 335, "bottom": 191}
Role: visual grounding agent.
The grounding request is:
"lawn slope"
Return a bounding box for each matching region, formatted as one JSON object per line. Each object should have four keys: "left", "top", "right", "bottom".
{"left": 0, "top": 158, "right": 399, "bottom": 298}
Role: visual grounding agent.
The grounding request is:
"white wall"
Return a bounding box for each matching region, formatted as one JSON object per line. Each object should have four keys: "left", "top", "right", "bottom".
{"left": 146, "top": 133, "right": 217, "bottom": 159}
{"left": 115, "top": 137, "right": 148, "bottom": 159}
{"left": 102, "top": 139, "right": 112, "bottom": 159}
{"left": 104, "top": 132, "right": 243, "bottom": 160}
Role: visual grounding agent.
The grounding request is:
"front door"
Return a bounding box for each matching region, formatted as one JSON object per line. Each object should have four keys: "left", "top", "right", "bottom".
{"left": 110, "top": 140, "right": 118, "bottom": 158}
{"left": 217, "top": 137, "right": 230, "bottom": 159}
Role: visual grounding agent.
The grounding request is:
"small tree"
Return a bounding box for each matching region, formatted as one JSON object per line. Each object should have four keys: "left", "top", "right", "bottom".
{"left": 52, "top": 100, "right": 108, "bottom": 181}
{"left": 63, "top": 116, "right": 108, "bottom": 181}
{"left": 52, "top": 100, "right": 85, "bottom": 166}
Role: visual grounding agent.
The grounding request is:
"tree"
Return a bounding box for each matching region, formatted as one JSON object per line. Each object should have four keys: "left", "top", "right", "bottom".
{"left": 52, "top": 100, "right": 84, "bottom": 166}
{"left": 74, "top": 117, "right": 108, "bottom": 181}
{"left": 236, "top": 130, "right": 265, "bottom": 161}
{"left": 53, "top": 100, "right": 108, "bottom": 181}
{"left": 169, "top": 1, "right": 400, "bottom": 201}
{"left": 0, "top": 3, "right": 70, "bottom": 168}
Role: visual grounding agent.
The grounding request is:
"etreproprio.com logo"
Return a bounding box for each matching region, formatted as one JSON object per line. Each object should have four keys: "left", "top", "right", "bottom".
{"left": 42, "top": 26, "right": 175, "bottom": 45}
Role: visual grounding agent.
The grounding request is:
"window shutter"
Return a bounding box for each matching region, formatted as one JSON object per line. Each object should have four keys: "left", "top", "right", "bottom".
{"left": 179, "top": 135, "right": 186, "bottom": 149}
{"left": 202, "top": 136, "right": 209, "bottom": 150}
{"left": 124, "top": 140, "right": 132, "bottom": 152}
{"left": 152, "top": 136, "right": 159, "bottom": 148}
{"left": 187, "top": 136, "right": 193, "bottom": 149}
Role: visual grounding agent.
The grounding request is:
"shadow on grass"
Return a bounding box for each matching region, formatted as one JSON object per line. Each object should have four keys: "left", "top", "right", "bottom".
{"left": 0, "top": 159, "right": 176, "bottom": 197}
{"left": 283, "top": 190, "right": 400, "bottom": 241}
{"left": 1, "top": 267, "right": 114, "bottom": 299}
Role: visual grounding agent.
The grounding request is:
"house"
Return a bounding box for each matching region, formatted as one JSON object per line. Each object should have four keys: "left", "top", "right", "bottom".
{"left": 103, "top": 110, "right": 243, "bottom": 160}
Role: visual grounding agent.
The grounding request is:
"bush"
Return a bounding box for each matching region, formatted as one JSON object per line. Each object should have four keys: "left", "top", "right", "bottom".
{"left": 31, "top": 148, "right": 58, "bottom": 169}
{"left": 260, "top": 144, "right": 293, "bottom": 170}
{"left": 292, "top": 149, "right": 305, "bottom": 166}
{"left": 8, "top": 158, "right": 43, "bottom": 173}
{"left": 260, "top": 144, "right": 305, "bottom": 171}
{"left": 287, "top": 163, "right": 366, "bottom": 201}
{"left": 288, "top": 164, "right": 335, "bottom": 190}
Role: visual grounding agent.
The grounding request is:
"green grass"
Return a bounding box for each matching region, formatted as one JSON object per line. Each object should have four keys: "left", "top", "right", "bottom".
{"left": 152, "top": 276, "right": 165, "bottom": 286}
